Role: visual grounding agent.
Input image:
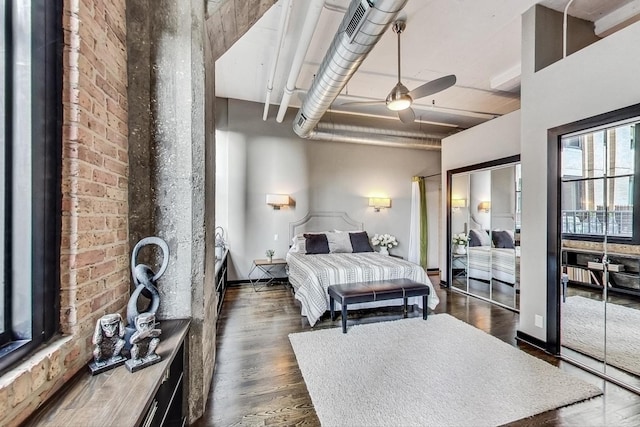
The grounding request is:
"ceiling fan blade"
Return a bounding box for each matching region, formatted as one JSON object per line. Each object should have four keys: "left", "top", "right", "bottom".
{"left": 339, "top": 100, "right": 387, "bottom": 107}
{"left": 398, "top": 107, "right": 415, "bottom": 124}
{"left": 408, "top": 74, "right": 457, "bottom": 100}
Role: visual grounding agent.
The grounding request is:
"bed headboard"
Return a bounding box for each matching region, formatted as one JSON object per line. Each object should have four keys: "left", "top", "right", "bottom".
{"left": 469, "top": 214, "right": 483, "bottom": 231}
{"left": 289, "top": 211, "right": 363, "bottom": 241}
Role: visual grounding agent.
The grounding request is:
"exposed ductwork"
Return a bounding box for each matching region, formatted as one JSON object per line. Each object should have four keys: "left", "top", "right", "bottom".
{"left": 293, "top": 0, "right": 409, "bottom": 139}
{"left": 275, "top": 0, "right": 325, "bottom": 123}
{"left": 308, "top": 122, "right": 442, "bottom": 150}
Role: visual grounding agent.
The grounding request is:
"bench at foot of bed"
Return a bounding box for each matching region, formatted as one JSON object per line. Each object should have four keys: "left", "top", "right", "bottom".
{"left": 327, "top": 279, "right": 430, "bottom": 333}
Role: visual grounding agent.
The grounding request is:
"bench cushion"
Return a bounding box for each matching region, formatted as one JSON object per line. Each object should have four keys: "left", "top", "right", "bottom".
{"left": 328, "top": 278, "right": 431, "bottom": 333}
{"left": 328, "top": 278, "right": 429, "bottom": 305}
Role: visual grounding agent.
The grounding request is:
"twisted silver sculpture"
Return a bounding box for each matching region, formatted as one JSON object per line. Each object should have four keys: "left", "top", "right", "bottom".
{"left": 126, "top": 237, "right": 169, "bottom": 327}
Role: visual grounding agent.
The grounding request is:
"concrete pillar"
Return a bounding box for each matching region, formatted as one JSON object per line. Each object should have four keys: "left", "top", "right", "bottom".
{"left": 128, "top": 0, "right": 276, "bottom": 422}
{"left": 127, "top": 0, "right": 209, "bottom": 422}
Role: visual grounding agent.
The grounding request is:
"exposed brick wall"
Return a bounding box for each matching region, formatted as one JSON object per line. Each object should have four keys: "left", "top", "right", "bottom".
{"left": 0, "top": 1, "right": 129, "bottom": 425}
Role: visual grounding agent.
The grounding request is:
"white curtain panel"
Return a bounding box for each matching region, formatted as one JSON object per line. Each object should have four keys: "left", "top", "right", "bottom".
{"left": 408, "top": 180, "right": 420, "bottom": 264}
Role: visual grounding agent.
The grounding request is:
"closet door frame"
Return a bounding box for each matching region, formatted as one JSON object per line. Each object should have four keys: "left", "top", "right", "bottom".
{"left": 546, "top": 102, "right": 640, "bottom": 355}
{"left": 445, "top": 154, "right": 520, "bottom": 308}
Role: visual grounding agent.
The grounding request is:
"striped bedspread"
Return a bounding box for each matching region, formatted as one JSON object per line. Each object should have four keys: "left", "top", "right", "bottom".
{"left": 467, "top": 246, "right": 517, "bottom": 284}
{"left": 286, "top": 252, "right": 439, "bottom": 326}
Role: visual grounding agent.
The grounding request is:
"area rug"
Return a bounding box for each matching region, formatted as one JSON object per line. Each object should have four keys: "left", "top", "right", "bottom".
{"left": 562, "top": 295, "right": 640, "bottom": 376}
{"left": 289, "top": 315, "right": 601, "bottom": 427}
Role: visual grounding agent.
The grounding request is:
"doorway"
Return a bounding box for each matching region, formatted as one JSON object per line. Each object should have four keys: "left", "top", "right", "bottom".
{"left": 549, "top": 103, "right": 640, "bottom": 393}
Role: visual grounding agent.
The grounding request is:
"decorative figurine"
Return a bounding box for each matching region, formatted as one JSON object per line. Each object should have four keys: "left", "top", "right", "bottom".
{"left": 125, "top": 312, "right": 162, "bottom": 372}
{"left": 125, "top": 237, "right": 169, "bottom": 352}
{"left": 88, "top": 313, "right": 126, "bottom": 375}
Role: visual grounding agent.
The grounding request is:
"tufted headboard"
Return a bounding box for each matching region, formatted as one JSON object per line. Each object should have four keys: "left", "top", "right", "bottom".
{"left": 289, "top": 211, "right": 363, "bottom": 241}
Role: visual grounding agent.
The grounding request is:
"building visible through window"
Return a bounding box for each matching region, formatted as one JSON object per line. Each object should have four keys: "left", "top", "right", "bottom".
{"left": 561, "top": 119, "right": 638, "bottom": 241}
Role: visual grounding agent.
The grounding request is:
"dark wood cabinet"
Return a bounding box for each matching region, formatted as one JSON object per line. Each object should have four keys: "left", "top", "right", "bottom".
{"left": 562, "top": 248, "right": 640, "bottom": 297}
{"left": 27, "top": 319, "right": 190, "bottom": 427}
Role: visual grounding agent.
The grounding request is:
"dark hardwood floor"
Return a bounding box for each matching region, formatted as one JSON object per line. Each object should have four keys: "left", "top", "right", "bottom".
{"left": 194, "top": 279, "right": 640, "bottom": 426}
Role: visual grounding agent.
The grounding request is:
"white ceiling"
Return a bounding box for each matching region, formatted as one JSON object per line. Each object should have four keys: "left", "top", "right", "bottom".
{"left": 216, "top": 0, "right": 639, "bottom": 136}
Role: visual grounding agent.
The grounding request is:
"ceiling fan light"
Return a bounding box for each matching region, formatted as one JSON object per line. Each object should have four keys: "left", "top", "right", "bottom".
{"left": 387, "top": 96, "right": 412, "bottom": 111}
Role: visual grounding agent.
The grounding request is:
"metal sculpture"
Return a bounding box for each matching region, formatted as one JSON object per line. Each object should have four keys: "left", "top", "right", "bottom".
{"left": 127, "top": 237, "right": 169, "bottom": 324}
{"left": 88, "top": 313, "right": 126, "bottom": 375}
{"left": 125, "top": 237, "right": 169, "bottom": 359}
{"left": 125, "top": 312, "right": 162, "bottom": 372}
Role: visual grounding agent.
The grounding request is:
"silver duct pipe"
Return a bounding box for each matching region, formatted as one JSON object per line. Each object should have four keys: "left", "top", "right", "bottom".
{"left": 293, "top": 0, "right": 408, "bottom": 138}
{"left": 308, "top": 122, "right": 442, "bottom": 151}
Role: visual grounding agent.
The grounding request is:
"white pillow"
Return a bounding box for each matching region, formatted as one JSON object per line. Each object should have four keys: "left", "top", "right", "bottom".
{"left": 326, "top": 231, "right": 353, "bottom": 253}
{"left": 289, "top": 234, "right": 307, "bottom": 254}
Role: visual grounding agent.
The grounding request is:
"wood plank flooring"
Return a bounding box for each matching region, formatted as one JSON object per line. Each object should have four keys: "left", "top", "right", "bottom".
{"left": 193, "top": 280, "right": 640, "bottom": 426}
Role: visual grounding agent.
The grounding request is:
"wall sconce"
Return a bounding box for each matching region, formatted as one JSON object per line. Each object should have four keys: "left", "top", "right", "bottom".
{"left": 478, "top": 201, "right": 491, "bottom": 213}
{"left": 369, "top": 197, "right": 391, "bottom": 212}
{"left": 451, "top": 199, "right": 466, "bottom": 211}
{"left": 266, "top": 194, "right": 290, "bottom": 210}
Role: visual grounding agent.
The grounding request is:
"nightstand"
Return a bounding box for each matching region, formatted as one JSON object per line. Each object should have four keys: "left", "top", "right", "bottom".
{"left": 249, "top": 258, "right": 288, "bottom": 292}
{"left": 451, "top": 253, "right": 467, "bottom": 278}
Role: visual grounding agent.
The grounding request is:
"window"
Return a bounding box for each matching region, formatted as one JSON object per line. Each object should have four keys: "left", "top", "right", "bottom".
{"left": 561, "top": 118, "right": 640, "bottom": 242}
{"left": 0, "top": 1, "right": 60, "bottom": 373}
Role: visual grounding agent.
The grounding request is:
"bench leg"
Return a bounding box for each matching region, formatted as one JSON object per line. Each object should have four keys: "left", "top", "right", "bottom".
{"left": 423, "top": 295, "right": 428, "bottom": 320}
{"left": 330, "top": 296, "right": 335, "bottom": 321}
{"left": 403, "top": 298, "right": 408, "bottom": 318}
{"left": 341, "top": 303, "right": 347, "bottom": 333}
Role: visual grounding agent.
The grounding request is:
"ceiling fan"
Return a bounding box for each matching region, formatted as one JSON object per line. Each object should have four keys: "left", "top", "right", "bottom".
{"left": 342, "top": 20, "right": 457, "bottom": 124}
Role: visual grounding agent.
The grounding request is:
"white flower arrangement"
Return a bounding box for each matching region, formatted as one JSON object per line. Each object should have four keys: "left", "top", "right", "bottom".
{"left": 452, "top": 233, "right": 469, "bottom": 246}
{"left": 371, "top": 233, "right": 398, "bottom": 249}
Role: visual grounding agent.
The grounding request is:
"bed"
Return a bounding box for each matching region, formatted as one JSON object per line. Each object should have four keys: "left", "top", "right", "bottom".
{"left": 467, "top": 228, "right": 519, "bottom": 285}
{"left": 286, "top": 212, "right": 439, "bottom": 326}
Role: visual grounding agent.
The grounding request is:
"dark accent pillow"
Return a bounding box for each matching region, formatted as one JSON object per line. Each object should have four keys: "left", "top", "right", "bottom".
{"left": 492, "top": 230, "right": 515, "bottom": 249}
{"left": 468, "top": 230, "right": 482, "bottom": 247}
{"left": 304, "top": 233, "right": 330, "bottom": 254}
{"left": 469, "top": 229, "right": 490, "bottom": 247}
{"left": 349, "top": 231, "right": 374, "bottom": 253}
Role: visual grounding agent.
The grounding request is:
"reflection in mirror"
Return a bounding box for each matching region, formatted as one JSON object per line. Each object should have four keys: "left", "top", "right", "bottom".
{"left": 559, "top": 118, "right": 640, "bottom": 385}
{"left": 490, "top": 165, "right": 518, "bottom": 309}
{"left": 467, "top": 170, "right": 491, "bottom": 301}
{"left": 447, "top": 156, "right": 520, "bottom": 311}
{"left": 450, "top": 174, "right": 469, "bottom": 293}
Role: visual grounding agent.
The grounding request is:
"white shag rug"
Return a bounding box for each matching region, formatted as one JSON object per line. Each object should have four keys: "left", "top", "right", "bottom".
{"left": 562, "top": 295, "right": 640, "bottom": 376}
{"left": 289, "top": 314, "right": 602, "bottom": 427}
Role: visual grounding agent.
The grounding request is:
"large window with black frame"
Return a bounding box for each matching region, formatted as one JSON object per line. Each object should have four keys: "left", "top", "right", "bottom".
{"left": 561, "top": 118, "right": 639, "bottom": 243}
{"left": 0, "top": 1, "right": 61, "bottom": 374}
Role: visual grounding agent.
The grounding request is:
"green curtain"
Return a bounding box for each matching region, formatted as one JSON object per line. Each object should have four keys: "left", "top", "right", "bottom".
{"left": 417, "top": 177, "right": 428, "bottom": 269}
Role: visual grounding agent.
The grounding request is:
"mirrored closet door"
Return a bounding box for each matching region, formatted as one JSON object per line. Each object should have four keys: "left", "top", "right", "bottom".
{"left": 559, "top": 115, "right": 640, "bottom": 390}
{"left": 447, "top": 156, "right": 521, "bottom": 311}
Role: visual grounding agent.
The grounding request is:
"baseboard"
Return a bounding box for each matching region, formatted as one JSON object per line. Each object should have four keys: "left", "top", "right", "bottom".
{"left": 516, "top": 330, "right": 552, "bottom": 353}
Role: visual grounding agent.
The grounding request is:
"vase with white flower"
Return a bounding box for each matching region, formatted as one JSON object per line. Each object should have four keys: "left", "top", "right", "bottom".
{"left": 452, "top": 233, "right": 469, "bottom": 255}
{"left": 265, "top": 249, "right": 275, "bottom": 263}
{"left": 371, "top": 233, "right": 398, "bottom": 255}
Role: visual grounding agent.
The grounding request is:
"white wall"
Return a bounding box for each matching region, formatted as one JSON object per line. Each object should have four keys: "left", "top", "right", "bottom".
{"left": 440, "top": 111, "right": 522, "bottom": 282}
{"left": 217, "top": 99, "right": 442, "bottom": 280}
{"left": 519, "top": 12, "right": 640, "bottom": 341}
